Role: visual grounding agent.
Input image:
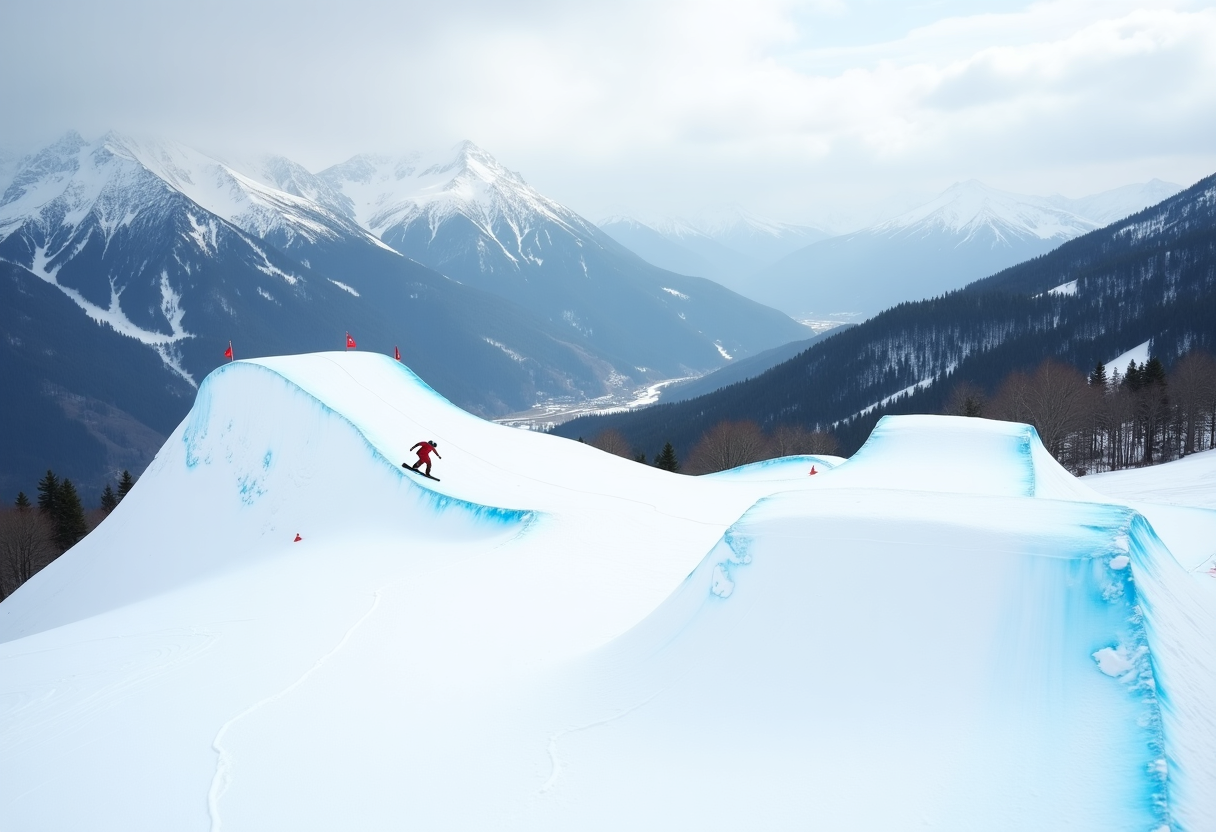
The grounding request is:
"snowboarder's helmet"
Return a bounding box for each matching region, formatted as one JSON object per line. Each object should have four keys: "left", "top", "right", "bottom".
{"left": 429, "top": 440, "right": 437, "bottom": 447}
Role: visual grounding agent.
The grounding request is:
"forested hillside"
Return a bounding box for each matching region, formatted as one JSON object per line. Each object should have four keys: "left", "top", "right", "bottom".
{"left": 553, "top": 173, "right": 1216, "bottom": 463}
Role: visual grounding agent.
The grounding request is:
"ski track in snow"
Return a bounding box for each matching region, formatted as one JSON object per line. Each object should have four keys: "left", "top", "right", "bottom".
{"left": 206, "top": 590, "right": 382, "bottom": 832}
{"left": 539, "top": 693, "right": 661, "bottom": 795}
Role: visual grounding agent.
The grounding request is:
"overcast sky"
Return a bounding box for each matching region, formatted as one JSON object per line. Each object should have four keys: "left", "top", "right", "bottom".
{"left": 3, "top": 0, "right": 1215, "bottom": 230}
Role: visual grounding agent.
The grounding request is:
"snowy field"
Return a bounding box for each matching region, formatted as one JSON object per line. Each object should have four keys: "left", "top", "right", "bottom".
{"left": 1, "top": 353, "right": 1213, "bottom": 831}
{"left": 1089, "top": 447, "right": 1216, "bottom": 511}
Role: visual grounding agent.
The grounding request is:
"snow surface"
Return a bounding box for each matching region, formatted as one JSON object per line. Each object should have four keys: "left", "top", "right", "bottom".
{"left": 1090, "top": 448, "right": 1216, "bottom": 512}
{"left": 1051, "top": 179, "right": 1183, "bottom": 226}
{"left": 619, "top": 205, "right": 826, "bottom": 247}
{"left": 875, "top": 179, "right": 1098, "bottom": 242}
{"left": 317, "top": 142, "right": 597, "bottom": 259}
{"left": 1, "top": 355, "right": 1212, "bottom": 831}
{"left": 867, "top": 179, "right": 1182, "bottom": 245}
{"left": 0, "top": 132, "right": 387, "bottom": 255}
{"left": 1108, "top": 339, "right": 1153, "bottom": 373}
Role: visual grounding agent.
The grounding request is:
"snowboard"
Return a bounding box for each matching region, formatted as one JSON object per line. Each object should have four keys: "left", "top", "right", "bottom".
{"left": 403, "top": 463, "right": 441, "bottom": 482}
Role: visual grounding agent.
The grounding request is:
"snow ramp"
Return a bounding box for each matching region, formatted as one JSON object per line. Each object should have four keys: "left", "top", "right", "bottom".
{"left": 818, "top": 413, "right": 1101, "bottom": 500}
{"left": 511, "top": 419, "right": 1214, "bottom": 832}
{"left": 0, "top": 355, "right": 530, "bottom": 640}
{"left": 0, "top": 360, "right": 1211, "bottom": 831}
{"left": 0, "top": 352, "right": 822, "bottom": 830}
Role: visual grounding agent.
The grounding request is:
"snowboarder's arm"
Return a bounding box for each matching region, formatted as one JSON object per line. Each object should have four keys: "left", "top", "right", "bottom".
{"left": 410, "top": 442, "right": 423, "bottom": 451}
{"left": 434, "top": 451, "right": 442, "bottom": 459}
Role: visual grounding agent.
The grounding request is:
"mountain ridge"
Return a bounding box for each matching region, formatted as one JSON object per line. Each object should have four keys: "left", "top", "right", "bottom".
{"left": 553, "top": 172, "right": 1215, "bottom": 461}
{"left": 748, "top": 178, "right": 1183, "bottom": 320}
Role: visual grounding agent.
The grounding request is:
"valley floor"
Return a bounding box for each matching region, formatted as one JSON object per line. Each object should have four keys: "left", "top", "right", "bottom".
{"left": 494, "top": 374, "right": 697, "bottom": 431}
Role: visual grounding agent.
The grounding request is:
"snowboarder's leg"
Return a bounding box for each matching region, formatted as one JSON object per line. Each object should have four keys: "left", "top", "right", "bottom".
{"left": 411, "top": 459, "right": 423, "bottom": 471}
{"left": 423, "top": 461, "right": 433, "bottom": 476}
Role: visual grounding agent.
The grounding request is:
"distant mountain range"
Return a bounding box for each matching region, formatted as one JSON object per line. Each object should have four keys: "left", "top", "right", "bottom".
{"left": 748, "top": 179, "right": 1183, "bottom": 320}
{"left": 0, "top": 133, "right": 808, "bottom": 501}
{"left": 602, "top": 180, "right": 1182, "bottom": 323}
{"left": 553, "top": 173, "right": 1216, "bottom": 460}
{"left": 598, "top": 209, "right": 830, "bottom": 296}
{"left": 309, "top": 145, "right": 807, "bottom": 373}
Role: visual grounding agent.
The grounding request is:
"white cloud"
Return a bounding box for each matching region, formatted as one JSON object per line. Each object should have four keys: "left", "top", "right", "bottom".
{"left": 2, "top": 0, "right": 1214, "bottom": 228}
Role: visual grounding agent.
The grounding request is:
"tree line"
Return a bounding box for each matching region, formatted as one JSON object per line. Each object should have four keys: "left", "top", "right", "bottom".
{"left": 0, "top": 469, "right": 135, "bottom": 600}
{"left": 584, "top": 423, "right": 840, "bottom": 475}
{"left": 553, "top": 173, "right": 1216, "bottom": 461}
{"left": 582, "top": 346, "right": 1216, "bottom": 480}
{"left": 944, "top": 349, "right": 1216, "bottom": 474}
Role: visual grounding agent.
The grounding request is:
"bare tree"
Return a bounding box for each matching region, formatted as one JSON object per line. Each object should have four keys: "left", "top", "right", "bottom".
{"left": 991, "top": 360, "right": 1091, "bottom": 464}
{"left": 943, "top": 382, "right": 986, "bottom": 417}
{"left": 589, "top": 429, "right": 635, "bottom": 459}
{"left": 769, "top": 424, "right": 841, "bottom": 457}
{"left": 0, "top": 507, "right": 57, "bottom": 600}
{"left": 1170, "top": 350, "right": 1216, "bottom": 455}
{"left": 686, "top": 421, "right": 769, "bottom": 474}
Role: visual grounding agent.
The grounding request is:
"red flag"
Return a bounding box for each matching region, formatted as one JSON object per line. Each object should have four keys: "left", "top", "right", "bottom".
{"left": 223, "top": 341, "right": 233, "bottom": 361}
{"left": 346, "top": 332, "right": 357, "bottom": 349}
{"left": 394, "top": 345, "right": 401, "bottom": 362}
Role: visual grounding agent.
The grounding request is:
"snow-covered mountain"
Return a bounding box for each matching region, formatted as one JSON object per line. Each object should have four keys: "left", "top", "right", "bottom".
{"left": 0, "top": 133, "right": 812, "bottom": 500}
{"left": 312, "top": 142, "right": 810, "bottom": 373}
{"left": 597, "top": 215, "right": 756, "bottom": 289}
{"left": 560, "top": 173, "right": 1216, "bottom": 466}
{"left": 692, "top": 205, "right": 831, "bottom": 263}
{"left": 871, "top": 179, "right": 1099, "bottom": 241}
{"left": 0, "top": 133, "right": 663, "bottom": 500}
{"left": 1, "top": 353, "right": 1211, "bottom": 829}
{"left": 599, "top": 208, "right": 830, "bottom": 295}
{"left": 1047, "top": 179, "right": 1183, "bottom": 226}
{"left": 751, "top": 179, "right": 1183, "bottom": 320}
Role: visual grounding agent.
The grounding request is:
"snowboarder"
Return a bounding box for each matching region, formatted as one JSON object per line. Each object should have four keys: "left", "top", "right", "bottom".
{"left": 408, "top": 440, "right": 442, "bottom": 479}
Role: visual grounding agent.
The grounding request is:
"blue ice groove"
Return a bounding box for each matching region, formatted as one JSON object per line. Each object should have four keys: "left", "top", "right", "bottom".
{"left": 1018, "top": 425, "right": 1036, "bottom": 496}
{"left": 1122, "top": 511, "right": 1190, "bottom": 830}
{"left": 1050, "top": 502, "right": 1171, "bottom": 830}
{"left": 709, "top": 527, "right": 756, "bottom": 599}
{"left": 183, "top": 361, "right": 532, "bottom": 528}
{"left": 181, "top": 378, "right": 214, "bottom": 470}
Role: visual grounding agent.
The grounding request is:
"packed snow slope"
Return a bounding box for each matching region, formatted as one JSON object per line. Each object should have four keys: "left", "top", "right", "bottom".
{"left": 1, "top": 354, "right": 1213, "bottom": 831}
{"left": 1090, "top": 448, "right": 1216, "bottom": 511}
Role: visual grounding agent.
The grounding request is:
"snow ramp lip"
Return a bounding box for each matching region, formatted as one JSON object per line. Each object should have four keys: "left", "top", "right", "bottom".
{"left": 194, "top": 358, "right": 533, "bottom": 526}
{"left": 825, "top": 414, "right": 1101, "bottom": 500}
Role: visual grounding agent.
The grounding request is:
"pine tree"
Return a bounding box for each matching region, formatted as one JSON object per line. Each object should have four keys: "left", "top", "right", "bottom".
{"left": 100, "top": 485, "right": 119, "bottom": 514}
{"left": 37, "top": 470, "right": 59, "bottom": 516}
{"left": 117, "top": 470, "right": 135, "bottom": 501}
{"left": 655, "top": 442, "right": 680, "bottom": 472}
{"left": 1123, "top": 360, "right": 1144, "bottom": 392}
{"left": 1143, "top": 356, "right": 1167, "bottom": 387}
{"left": 1089, "top": 362, "right": 1108, "bottom": 388}
{"left": 14, "top": 492, "right": 31, "bottom": 510}
{"left": 54, "top": 479, "right": 88, "bottom": 552}
{"left": 634, "top": 452, "right": 647, "bottom": 464}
